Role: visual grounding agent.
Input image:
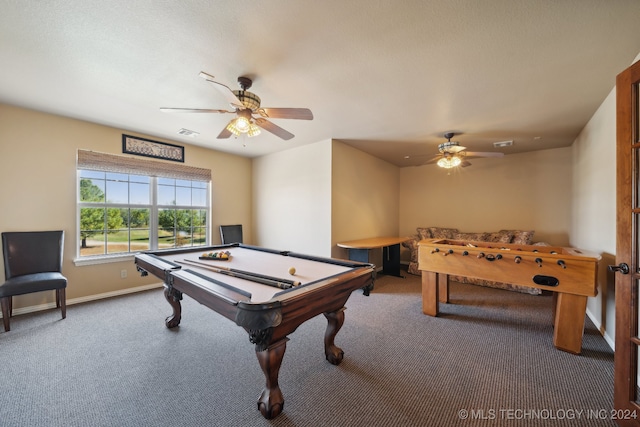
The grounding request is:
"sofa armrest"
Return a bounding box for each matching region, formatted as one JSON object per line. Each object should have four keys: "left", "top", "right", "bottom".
{"left": 402, "top": 234, "right": 420, "bottom": 262}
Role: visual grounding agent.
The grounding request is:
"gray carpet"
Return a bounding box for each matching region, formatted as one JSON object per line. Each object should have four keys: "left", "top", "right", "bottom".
{"left": 0, "top": 273, "right": 615, "bottom": 426}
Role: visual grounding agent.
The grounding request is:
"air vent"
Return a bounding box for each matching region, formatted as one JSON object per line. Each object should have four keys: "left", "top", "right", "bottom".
{"left": 493, "top": 140, "right": 513, "bottom": 148}
{"left": 177, "top": 128, "right": 199, "bottom": 137}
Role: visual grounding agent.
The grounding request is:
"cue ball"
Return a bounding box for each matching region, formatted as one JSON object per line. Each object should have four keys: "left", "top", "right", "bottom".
{"left": 288, "top": 267, "right": 296, "bottom": 275}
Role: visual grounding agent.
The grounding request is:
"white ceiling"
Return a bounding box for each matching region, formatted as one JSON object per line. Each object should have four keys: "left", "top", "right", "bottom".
{"left": 1, "top": 1, "right": 640, "bottom": 167}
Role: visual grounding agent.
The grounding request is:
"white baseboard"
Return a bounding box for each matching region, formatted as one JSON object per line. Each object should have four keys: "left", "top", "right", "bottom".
{"left": 0, "top": 282, "right": 164, "bottom": 318}
{"left": 585, "top": 307, "right": 614, "bottom": 351}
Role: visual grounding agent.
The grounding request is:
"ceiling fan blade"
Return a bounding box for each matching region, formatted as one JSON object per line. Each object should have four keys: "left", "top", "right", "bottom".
{"left": 258, "top": 108, "right": 313, "bottom": 120}
{"left": 460, "top": 161, "right": 472, "bottom": 167}
{"left": 464, "top": 151, "right": 504, "bottom": 158}
{"left": 160, "top": 107, "right": 232, "bottom": 114}
{"left": 198, "top": 72, "right": 244, "bottom": 109}
{"left": 198, "top": 71, "right": 217, "bottom": 81}
{"left": 216, "top": 121, "right": 234, "bottom": 139}
{"left": 254, "top": 118, "right": 295, "bottom": 140}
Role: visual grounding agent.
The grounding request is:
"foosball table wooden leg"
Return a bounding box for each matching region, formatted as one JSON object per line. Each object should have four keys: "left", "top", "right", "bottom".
{"left": 438, "top": 273, "right": 449, "bottom": 303}
{"left": 422, "top": 271, "right": 439, "bottom": 316}
{"left": 553, "top": 293, "right": 587, "bottom": 354}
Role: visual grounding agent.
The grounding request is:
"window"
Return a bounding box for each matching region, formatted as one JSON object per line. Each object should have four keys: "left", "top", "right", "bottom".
{"left": 77, "top": 149, "right": 211, "bottom": 260}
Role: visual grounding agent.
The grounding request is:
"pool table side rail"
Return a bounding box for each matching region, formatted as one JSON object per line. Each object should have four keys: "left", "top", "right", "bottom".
{"left": 286, "top": 251, "right": 373, "bottom": 268}
{"left": 243, "top": 267, "right": 375, "bottom": 342}
{"left": 165, "top": 261, "right": 374, "bottom": 338}
{"left": 135, "top": 250, "right": 374, "bottom": 304}
{"left": 170, "top": 269, "right": 259, "bottom": 323}
{"left": 135, "top": 253, "right": 181, "bottom": 281}
{"left": 134, "top": 248, "right": 376, "bottom": 334}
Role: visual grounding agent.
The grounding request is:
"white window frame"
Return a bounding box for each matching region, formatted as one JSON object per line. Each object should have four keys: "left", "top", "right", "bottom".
{"left": 74, "top": 149, "right": 211, "bottom": 266}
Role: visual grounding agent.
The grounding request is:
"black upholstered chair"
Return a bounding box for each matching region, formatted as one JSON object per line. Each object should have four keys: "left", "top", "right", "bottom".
{"left": 1, "top": 230, "right": 67, "bottom": 332}
{"left": 220, "top": 224, "right": 243, "bottom": 244}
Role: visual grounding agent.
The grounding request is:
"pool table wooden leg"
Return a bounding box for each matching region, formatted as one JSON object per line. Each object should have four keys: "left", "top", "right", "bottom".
{"left": 324, "top": 307, "right": 346, "bottom": 365}
{"left": 256, "top": 338, "right": 288, "bottom": 419}
{"left": 163, "top": 286, "right": 182, "bottom": 328}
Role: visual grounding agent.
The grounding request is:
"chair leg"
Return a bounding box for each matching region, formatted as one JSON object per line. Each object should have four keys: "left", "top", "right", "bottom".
{"left": 57, "top": 288, "right": 66, "bottom": 319}
{"left": 1, "top": 296, "right": 11, "bottom": 332}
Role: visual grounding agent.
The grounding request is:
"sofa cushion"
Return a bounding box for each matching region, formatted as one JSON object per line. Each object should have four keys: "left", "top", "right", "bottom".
{"left": 428, "top": 227, "right": 458, "bottom": 239}
{"left": 453, "top": 232, "right": 488, "bottom": 242}
{"left": 500, "top": 229, "right": 535, "bottom": 245}
{"left": 486, "top": 230, "right": 514, "bottom": 243}
{"left": 416, "top": 228, "right": 432, "bottom": 240}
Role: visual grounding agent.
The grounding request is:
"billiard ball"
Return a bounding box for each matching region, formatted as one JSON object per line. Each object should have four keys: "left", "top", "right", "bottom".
{"left": 288, "top": 267, "right": 296, "bottom": 275}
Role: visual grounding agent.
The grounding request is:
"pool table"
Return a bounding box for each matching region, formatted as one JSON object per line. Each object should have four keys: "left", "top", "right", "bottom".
{"left": 134, "top": 244, "right": 375, "bottom": 419}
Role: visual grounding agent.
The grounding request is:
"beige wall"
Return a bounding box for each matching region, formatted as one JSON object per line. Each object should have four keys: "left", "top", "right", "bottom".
{"left": 252, "top": 139, "right": 400, "bottom": 265}
{"left": 0, "top": 75, "right": 624, "bottom": 349}
{"left": 252, "top": 140, "right": 333, "bottom": 256}
{"left": 571, "top": 87, "right": 617, "bottom": 347}
{"left": 331, "top": 140, "right": 400, "bottom": 260}
{"left": 569, "top": 51, "right": 640, "bottom": 348}
{"left": 0, "top": 103, "right": 252, "bottom": 311}
{"left": 399, "top": 147, "right": 573, "bottom": 248}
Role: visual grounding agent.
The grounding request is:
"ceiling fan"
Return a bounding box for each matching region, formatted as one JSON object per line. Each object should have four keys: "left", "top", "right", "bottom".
{"left": 428, "top": 132, "right": 504, "bottom": 168}
{"left": 161, "top": 72, "right": 313, "bottom": 141}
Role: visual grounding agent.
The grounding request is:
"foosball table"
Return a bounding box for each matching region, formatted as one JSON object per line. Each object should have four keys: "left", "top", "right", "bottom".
{"left": 418, "top": 239, "right": 600, "bottom": 354}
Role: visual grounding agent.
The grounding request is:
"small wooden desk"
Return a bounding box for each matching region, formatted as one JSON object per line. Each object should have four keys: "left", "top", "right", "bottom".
{"left": 337, "top": 237, "right": 409, "bottom": 277}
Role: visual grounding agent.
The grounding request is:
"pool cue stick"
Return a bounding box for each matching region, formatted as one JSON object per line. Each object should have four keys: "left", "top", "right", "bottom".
{"left": 187, "top": 259, "right": 301, "bottom": 287}
{"left": 177, "top": 260, "right": 295, "bottom": 290}
{"left": 178, "top": 260, "right": 292, "bottom": 289}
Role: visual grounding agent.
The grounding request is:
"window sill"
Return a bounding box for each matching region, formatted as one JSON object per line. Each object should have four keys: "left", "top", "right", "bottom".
{"left": 73, "top": 253, "right": 137, "bottom": 266}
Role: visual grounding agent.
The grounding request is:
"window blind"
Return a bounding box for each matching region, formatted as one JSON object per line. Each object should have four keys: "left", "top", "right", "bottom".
{"left": 77, "top": 149, "right": 211, "bottom": 181}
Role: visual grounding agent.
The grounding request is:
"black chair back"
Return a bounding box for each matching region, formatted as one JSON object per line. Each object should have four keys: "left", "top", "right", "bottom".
{"left": 2, "top": 231, "right": 64, "bottom": 279}
{"left": 220, "top": 225, "right": 243, "bottom": 244}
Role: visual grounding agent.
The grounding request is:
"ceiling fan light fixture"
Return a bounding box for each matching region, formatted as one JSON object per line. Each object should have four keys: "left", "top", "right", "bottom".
{"left": 235, "top": 116, "right": 251, "bottom": 132}
{"left": 165, "top": 73, "right": 313, "bottom": 141}
{"left": 247, "top": 123, "right": 261, "bottom": 137}
{"left": 226, "top": 116, "right": 261, "bottom": 137}
{"left": 226, "top": 119, "right": 241, "bottom": 136}
{"left": 437, "top": 155, "right": 462, "bottom": 169}
{"left": 232, "top": 90, "right": 261, "bottom": 110}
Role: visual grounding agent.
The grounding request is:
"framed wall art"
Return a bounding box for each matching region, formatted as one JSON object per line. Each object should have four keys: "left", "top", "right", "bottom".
{"left": 122, "top": 134, "right": 185, "bottom": 162}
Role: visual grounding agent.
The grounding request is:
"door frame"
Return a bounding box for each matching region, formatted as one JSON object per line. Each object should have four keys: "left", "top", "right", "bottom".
{"left": 614, "top": 58, "right": 640, "bottom": 425}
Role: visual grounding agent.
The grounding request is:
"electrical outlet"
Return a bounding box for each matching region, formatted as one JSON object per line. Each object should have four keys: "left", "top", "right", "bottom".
{"left": 120, "top": 269, "right": 127, "bottom": 279}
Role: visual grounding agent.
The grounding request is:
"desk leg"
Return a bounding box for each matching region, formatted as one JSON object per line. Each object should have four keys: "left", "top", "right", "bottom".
{"left": 382, "top": 244, "right": 404, "bottom": 278}
{"left": 553, "top": 293, "right": 587, "bottom": 354}
{"left": 256, "top": 338, "right": 288, "bottom": 419}
{"left": 349, "top": 246, "right": 404, "bottom": 278}
{"left": 348, "top": 248, "right": 370, "bottom": 264}
{"left": 324, "top": 307, "right": 346, "bottom": 365}
{"left": 422, "top": 271, "right": 439, "bottom": 316}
